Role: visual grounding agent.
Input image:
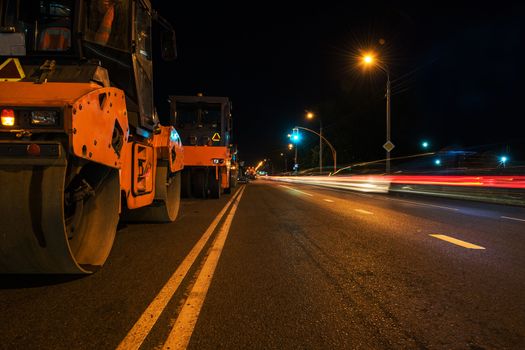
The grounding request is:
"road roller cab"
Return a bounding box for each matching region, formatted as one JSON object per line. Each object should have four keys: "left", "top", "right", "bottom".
{"left": 0, "top": 0, "right": 183, "bottom": 274}
{"left": 169, "top": 95, "right": 236, "bottom": 199}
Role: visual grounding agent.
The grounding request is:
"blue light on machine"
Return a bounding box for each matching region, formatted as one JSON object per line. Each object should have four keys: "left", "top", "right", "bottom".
{"left": 434, "top": 159, "right": 441, "bottom": 166}
{"left": 170, "top": 128, "right": 181, "bottom": 143}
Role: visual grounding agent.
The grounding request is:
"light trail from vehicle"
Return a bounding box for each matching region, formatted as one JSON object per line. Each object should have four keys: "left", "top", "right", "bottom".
{"left": 267, "top": 175, "right": 525, "bottom": 206}
{"left": 270, "top": 175, "right": 525, "bottom": 190}
{"left": 271, "top": 176, "right": 390, "bottom": 193}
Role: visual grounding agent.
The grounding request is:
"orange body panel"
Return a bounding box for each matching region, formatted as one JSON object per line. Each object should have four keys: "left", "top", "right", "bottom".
{"left": 131, "top": 142, "right": 155, "bottom": 195}
{"left": 119, "top": 141, "right": 155, "bottom": 210}
{"left": 184, "top": 145, "right": 231, "bottom": 188}
{"left": 70, "top": 87, "right": 129, "bottom": 168}
{"left": 220, "top": 166, "right": 229, "bottom": 188}
{"left": 0, "top": 81, "right": 183, "bottom": 212}
{"left": 153, "top": 125, "right": 184, "bottom": 173}
{"left": 121, "top": 127, "right": 184, "bottom": 210}
{"left": 0, "top": 82, "right": 127, "bottom": 169}
{"left": 183, "top": 145, "right": 229, "bottom": 166}
{"left": 0, "top": 81, "right": 101, "bottom": 107}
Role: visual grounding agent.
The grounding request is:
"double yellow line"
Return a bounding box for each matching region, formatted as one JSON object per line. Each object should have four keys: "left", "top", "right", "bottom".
{"left": 117, "top": 186, "right": 246, "bottom": 350}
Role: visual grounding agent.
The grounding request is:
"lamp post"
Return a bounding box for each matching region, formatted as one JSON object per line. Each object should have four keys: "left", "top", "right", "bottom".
{"left": 294, "top": 145, "right": 298, "bottom": 172}
{"left": 293, "top": 126, "right": 337, "bottom": 174}
{"left": 362, "top": 53, "right": 393, "bottom": 174}
{"left": 280, "top": 152, "right": 288, "bottom": 172}
{"left": 287, "top": 137, "right": 298, "bottom": 173}
{"left": 306, "top": 112, "right": 322, "bottom": 174}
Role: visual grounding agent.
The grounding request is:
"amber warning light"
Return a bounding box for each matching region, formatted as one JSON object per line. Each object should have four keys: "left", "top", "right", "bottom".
{"left": 1, "top": 108, "right": 15, "bottom": 126}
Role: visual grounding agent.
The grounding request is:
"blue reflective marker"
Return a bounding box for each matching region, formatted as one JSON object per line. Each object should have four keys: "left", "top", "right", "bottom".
{"left": 434, "top": 159, "right": 441, "bottom": 165}
{"left": 422, "top": 141, "right": 429, "bottom": 148}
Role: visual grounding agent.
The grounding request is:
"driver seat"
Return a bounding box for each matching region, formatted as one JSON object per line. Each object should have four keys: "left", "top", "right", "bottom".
{"left": 38, "top": 27, "right": 71, "bottom": 51}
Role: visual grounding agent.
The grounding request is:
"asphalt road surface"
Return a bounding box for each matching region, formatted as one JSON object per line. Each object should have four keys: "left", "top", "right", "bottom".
{"left": 1, "top": 179, "right": 525, "bottom": 349}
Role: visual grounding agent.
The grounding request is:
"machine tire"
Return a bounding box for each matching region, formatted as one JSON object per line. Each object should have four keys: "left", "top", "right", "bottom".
{"left": 66, "top": 164, "right": 120, "bottom": 272}
{"left": 191, "top": 168, "right": 207, "bottom": 198}
{"left": 0, "top": 158, "right": 120, "bottom": 274}
{"left": 122, "top": 163, "right": 181, "bottom": 223}
{"left": 181, "top": 168, "right": 192, "bottom": 198}
{"left": 208, "top": 168, "right": 221, "bottom": 199}
{"left": 224, "top": 173, "right": 235, "bottom": 194}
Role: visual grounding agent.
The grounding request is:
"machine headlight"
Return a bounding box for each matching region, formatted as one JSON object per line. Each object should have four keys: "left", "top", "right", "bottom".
{"left": 1, "top": 108, "right": 15, "bottom": 126}
{"left": 212, "top": 158, "right": 224, "bottom": 164}
{"left": 30, "top": 111, "right": 58, "bottom": 126}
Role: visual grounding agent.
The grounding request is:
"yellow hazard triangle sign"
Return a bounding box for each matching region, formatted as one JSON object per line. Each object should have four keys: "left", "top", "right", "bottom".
{"left": 212, "top": 132, "right": 221, "bottom": 142}
{"left": 0, "top": 58, "right": 25, "bottom": 81}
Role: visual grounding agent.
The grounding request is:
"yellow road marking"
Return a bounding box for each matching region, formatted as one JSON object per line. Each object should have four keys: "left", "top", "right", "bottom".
{"left": 116, "top": 187, "right": 245, "bottom": 350}
{"left": 162, "top": 186, "right": 246, "bottom": 350}
{"left": 354, "top": 209, "right": 373, "bottom": 215}
{"left": 429, "top": 234, "right": 485, "bottom": 250}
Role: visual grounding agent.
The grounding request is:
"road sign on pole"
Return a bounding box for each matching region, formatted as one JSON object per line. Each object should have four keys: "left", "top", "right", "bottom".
{"left": 383, "top": 141, "right": 395, "bottom": 152}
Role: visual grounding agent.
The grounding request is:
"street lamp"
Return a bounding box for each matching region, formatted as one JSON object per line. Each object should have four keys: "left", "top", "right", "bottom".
{"left": 280, "top": 152, "right": 288, "bottom": 172}
{"left": 362, "top": 52, "right": 393, "bottom": 174}
{"left": 306, "top": 111, "right": 322, "bottom": 174}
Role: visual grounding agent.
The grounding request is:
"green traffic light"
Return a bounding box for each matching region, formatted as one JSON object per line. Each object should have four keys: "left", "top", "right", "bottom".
{"left": 291, "top": 128, "right": 300, "bottom": 143}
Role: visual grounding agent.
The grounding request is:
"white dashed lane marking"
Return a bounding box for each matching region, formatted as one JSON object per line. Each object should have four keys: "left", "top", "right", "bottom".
{"left": 279, "top": 185, "right": 314, "bottom": 196}
{"left": 501, "top": 216, "right": 525, "bottom": 222}
{"left": 354, "top": 209, "right": 374, "bottom": 215}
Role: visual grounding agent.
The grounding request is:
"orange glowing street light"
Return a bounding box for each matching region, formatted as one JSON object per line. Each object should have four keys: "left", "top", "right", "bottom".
{"left": 361, "top": 51, "right": 392, "bottom": 174}
{"left": 363, "top": 54, "right": 374, "bottom": 64}
{"left": 305, "top": 111, "right": 323, "bottom": 174}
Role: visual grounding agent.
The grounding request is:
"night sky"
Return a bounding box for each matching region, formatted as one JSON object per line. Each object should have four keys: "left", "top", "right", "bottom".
{"left": 152, "top": 2, "right": 525, "bottom": 169}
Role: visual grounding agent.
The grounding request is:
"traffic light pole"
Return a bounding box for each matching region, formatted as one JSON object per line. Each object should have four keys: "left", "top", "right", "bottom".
{"left": 294, "top": 126, "right": 337, "bottom": 174}
{"left": 294, "top": 144, "right": 298, "bottom": 171}
{"left": 386, "top": 72, "right": 391, "bottom": 174}
{"left": 319, "top": 120, "right": 323, "bottom": 175}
